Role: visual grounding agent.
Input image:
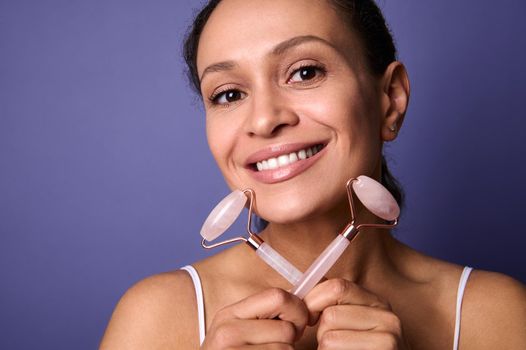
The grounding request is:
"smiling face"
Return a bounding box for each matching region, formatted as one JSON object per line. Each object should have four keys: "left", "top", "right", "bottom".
{"left": 197, "top": 0, "right": 389, "bottom": 224}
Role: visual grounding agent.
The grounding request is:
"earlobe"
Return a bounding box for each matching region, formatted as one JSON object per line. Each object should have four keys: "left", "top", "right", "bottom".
{"left": 380, "top": 61, "right": 410, "bottom": 142}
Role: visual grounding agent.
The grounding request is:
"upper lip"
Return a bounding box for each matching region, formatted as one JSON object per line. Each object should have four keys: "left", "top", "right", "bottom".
{"left": 244, "top": 141, "right": 327, "bottom": 166}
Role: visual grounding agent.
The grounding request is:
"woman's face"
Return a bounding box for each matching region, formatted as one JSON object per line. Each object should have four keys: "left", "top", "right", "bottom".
{"left": 197, "top": 0, "right": 387, "bottom": 223}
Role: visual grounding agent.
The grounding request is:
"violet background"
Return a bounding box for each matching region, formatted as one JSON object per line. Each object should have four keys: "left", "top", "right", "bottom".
{"left": 1, "top": 0, "right": 525, "bottom": 348}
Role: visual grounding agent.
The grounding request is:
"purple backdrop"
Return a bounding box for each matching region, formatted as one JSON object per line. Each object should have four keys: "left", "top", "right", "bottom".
{"left": 1, "top": 0, "right": 525, "bottom": 348}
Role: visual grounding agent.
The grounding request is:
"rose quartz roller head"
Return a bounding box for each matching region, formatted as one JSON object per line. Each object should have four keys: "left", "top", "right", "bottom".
{"left": 200, "top": 190, "right": 247, "bottom": 243}
{"left": 200, "top": 189, "right": 302, "bottom": 285}
{"left": 351, "top": 175, "right": 400, "bottom": 221}
{"left": 291, "top": 175, "right": 400, "bottom": 299}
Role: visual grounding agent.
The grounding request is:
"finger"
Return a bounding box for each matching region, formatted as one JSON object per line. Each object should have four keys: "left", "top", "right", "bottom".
{"left": 215, "top": 288, "right": 308, "bottom": 338}
{"left": 318, "top": 330, "right": 399, "bottom": 350}
{"left": 304, "top": 278, "right": 389, "bottom": 315}
{"left": 207, "top": 319, "right": 296, "bottom": 348}
{"left": 317, "top": 305, "right": 402, "bottom": 340}
{"left": 229, "top": 344, "right": 294, "bottom": 350}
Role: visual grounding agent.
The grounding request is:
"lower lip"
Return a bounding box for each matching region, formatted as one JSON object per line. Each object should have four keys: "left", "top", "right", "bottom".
{"left": 247, "top": 147, "right": 326, "bottom": 184}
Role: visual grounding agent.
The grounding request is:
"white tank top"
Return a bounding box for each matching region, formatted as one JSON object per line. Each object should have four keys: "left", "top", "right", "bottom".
{"left": 181, "top": 265, "right": 473, "bottom": 349}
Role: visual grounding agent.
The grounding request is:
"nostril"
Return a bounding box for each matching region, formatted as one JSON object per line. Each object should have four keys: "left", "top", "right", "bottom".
{"left": 245, "top": 101, "right": 300, "bottom": 137}
{"left": 247, "top": 122, "right": 287, "bottom": 138}
{"left": 271, "top": 123, "right": 289, "bottom": 136}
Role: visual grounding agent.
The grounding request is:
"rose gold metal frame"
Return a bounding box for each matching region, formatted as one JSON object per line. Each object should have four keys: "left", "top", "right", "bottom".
{"left": 201, "top": 189, "right": 262, "bottom": 250}
{"left": 201, "top": 178, "right": 398, "bottom": 249}
{"left": 343, "top": 178, "right": 398, "bottom": 238}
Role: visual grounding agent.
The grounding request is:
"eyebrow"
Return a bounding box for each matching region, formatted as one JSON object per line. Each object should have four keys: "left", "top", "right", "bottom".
{"left": 199, "top": 35, "right": 337, "bottom": 82}
{"left": 200, "top": 61, "right": 238, "bottom": 82}
{"left": 271, "top": 35, "right": 336, "bottom": 56}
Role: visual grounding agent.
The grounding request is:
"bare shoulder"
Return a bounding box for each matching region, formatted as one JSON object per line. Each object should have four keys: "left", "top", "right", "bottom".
{"left": 461, "top": 270, "right": 526, "bottom": 349}
{"left": 100, "top": 269, "right": 200, "bottom": 349}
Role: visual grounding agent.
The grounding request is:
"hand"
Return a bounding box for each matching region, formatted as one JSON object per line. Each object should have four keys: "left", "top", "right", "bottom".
{"left": 202, "top": 288, "right": 309, "bottom": 349}
{"left": 304, "top": 279, "right": 409, "bottom": 350}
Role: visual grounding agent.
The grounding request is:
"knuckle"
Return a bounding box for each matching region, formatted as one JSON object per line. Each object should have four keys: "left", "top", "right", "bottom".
{"left": 212, "top": 322, "right": 236, "bottom": 347}
{"left": 318, "top": 330, "right": 341, "bottom": 349}
{"left": 327, "top": 278, "right": 350, "bottom": 298}
{"left": 267, "top": 287, "right": 290, "bottom": 305}
{"left": 319, "top": 306, "right": 338, "bottom": 326}
{"left": 278, "top": 320, "right": 296, "bottom": 343}
{"left": 384, "top": 313, "right": 402, "bottom": 334}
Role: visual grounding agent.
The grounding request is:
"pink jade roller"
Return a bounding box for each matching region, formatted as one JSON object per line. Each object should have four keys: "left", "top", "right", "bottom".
{"left": 291, "top": 175, "right": 400, "bottom": 299}
{"left": 200, "top": 189, "right": 302, "bottom": 285}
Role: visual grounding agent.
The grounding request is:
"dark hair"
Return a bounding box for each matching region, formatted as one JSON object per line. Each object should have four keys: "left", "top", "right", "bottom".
{"left": 183, "top": 0, "right": 405, "bottom": 213}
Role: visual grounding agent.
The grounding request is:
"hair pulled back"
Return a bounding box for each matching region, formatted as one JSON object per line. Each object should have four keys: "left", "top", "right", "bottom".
{"left": 182, "top": 0, "right": 404, "bottom": 211}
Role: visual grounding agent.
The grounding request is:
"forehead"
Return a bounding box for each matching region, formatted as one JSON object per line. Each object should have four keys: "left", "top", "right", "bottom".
{"left": 197, "top": 0, "right": 358, "bottom": 76}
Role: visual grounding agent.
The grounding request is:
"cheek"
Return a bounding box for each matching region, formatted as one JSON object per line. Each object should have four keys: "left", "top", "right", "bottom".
{"left": 289, "top": 83, "right": 382, "bottom": 178}
{"left": 287, "top": 88, "right": 344, "bottom": 125}
{"left": 206, "top": 117, "right": 234, "bottom": 170}
{"left": 291, "top": 84, "right": 375, "bottom": 141}
{"left": 205, "top": 113, "right": 248, "bottom": 191}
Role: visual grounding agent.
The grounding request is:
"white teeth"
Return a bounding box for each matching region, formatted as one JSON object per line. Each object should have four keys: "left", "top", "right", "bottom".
{"left": 289, "top": 152, "right": 298, "bottom": 163}
{"left": 254, "top": 145, "right": 323, "bottom": 171}
{"left": 278, "top": 154, "right": 289, "bottom": 167}
{"left": 267, "top": 158, "right": 278, "bottom": 169}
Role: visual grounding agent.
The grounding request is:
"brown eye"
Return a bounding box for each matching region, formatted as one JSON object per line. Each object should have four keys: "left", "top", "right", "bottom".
{"left": 289, "top": 65, "right": 322, "bottom": 83}
{"left": 300, "top": 67, "right": 316, "bottom": 80}
{"left": 211, "top": 89, "right": 245, "bottom": 105}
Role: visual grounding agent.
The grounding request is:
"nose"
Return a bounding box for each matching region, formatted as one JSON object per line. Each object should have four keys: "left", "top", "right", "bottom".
{"left": 244, "top": 87, "right": 299, "bottom": 138}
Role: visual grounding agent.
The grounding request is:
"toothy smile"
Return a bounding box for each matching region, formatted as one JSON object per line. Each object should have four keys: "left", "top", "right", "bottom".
{"left": 251, "top": 144, "right": 324, "bottom": 171}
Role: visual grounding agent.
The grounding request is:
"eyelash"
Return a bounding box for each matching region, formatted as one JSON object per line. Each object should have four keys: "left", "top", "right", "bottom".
{"left": 289, "top": 63, "right": 327, "bottom": 84}
{"left": 207, "top": 63, "right": 327, "bottom": 107}
{"left": 208, "top": 86, "right": 238, "bottom": 105}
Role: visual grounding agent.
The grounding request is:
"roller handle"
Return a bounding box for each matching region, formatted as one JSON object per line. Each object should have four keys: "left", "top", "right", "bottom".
{"left": 291, "top": 234, "right": 350, "bottom": 299}
{"left": 256, "top": 242, "right": 302, "bottom": 286}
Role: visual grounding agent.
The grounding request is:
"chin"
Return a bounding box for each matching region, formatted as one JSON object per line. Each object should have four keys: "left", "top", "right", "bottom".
{"left": 256, "top": 190, "right": 344, "bottom": 225}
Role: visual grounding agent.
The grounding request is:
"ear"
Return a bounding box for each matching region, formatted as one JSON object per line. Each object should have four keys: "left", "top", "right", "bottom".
{"left": 379, "top": 61, "right": 410, "bottom": 142}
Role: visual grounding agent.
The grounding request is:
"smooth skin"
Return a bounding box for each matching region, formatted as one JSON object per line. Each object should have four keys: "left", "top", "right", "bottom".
{"left": 100, "top": 0, "right": 526, "bottom": 349}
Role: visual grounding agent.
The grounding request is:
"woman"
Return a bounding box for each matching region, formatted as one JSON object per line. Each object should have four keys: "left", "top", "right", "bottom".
{"left": 101, "top": 0, "right": 526, "bottom": 348}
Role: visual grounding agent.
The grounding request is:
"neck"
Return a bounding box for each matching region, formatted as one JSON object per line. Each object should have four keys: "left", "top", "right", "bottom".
{"left": 259, "top": 201, "right": 396, "bottom": 286}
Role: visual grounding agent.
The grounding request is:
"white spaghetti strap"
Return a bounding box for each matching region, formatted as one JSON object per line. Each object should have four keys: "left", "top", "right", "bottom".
{"left": 453, "top": 266, "right": 473, "bottom": 350}
{"left": 181, "top": 265, "right": 206, "bottom": 346}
